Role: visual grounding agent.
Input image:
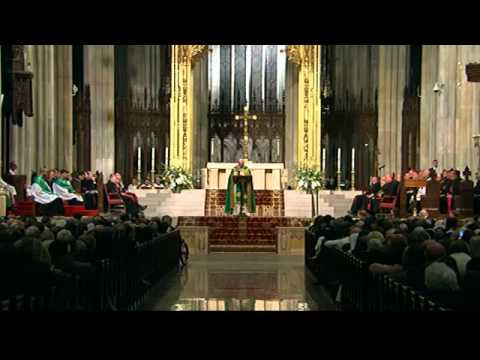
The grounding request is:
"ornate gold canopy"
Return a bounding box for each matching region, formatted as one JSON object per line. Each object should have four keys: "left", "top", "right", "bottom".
{"left": 169, "top": 45, "right": 321, "bottom": 173}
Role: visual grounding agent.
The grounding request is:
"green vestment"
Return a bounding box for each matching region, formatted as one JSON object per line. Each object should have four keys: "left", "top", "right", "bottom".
{"left": 224, "top": 165, "right": 256, "bottom": 214}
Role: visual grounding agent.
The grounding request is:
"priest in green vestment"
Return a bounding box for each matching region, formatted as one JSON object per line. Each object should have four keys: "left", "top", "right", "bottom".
{"left": 224, "top": 159, "right": 256, "bottom": 215}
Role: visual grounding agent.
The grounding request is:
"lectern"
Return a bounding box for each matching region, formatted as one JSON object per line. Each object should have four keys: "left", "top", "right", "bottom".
{"left": 232, "top": 174, "right": 253, "bottom": 217}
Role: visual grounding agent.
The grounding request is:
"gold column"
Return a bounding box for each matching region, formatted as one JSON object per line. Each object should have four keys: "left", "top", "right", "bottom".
{"left": 169, "top": 45, "right": 207, "bottom": 173}
{"left": 287, "top": 45, "right": 321, "bottom": 169}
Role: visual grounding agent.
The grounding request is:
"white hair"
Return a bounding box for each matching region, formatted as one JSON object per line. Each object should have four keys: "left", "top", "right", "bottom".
{"left": 367, "top": 237, "right": 384, "bottom": 252}
{"left": 470, "top": 236, "right": 480, "bottom": 258}
{"left": 425, "top": 262, "right": 459, "bottom": 292}
{"left": 25, "top": 225, "right": 41, "bottom": 238}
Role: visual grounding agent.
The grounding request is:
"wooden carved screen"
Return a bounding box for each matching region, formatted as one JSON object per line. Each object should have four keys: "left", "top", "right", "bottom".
{"left": 115, "top": 93, "right": 169, "bottom": 182}
{"left": 401, "top": 95, "right": 420, "bottom": 175}
{"left": 74, "top": 86, "right": 91, "bottom": 172}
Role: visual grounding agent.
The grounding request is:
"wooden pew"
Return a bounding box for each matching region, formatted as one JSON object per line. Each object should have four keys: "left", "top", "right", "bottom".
{"left": 421, "top": 179, "right": 441, "bottom": 217}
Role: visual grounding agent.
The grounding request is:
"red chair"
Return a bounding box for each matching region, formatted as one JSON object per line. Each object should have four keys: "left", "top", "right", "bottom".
{"left": 104, "top": 185, "right": 126, "bottom": 213}
{"left": 379, "top": 186, "right": 400, "bottom": 215}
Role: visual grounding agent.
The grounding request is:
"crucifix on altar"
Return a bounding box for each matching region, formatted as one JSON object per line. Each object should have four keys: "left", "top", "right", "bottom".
{"left": 235, "top": 105, "right": 257, "bottom": 161}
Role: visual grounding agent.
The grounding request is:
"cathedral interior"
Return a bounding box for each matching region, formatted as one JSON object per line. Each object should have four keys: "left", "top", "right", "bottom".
{"left": 2, "top": 45, "right": 480, "bottom": 312}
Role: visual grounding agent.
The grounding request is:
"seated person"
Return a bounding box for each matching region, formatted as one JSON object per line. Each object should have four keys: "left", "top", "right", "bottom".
{"left": 371, "top": 174, "right": 397, "bottom": 214}
{"left": 115, "top": 173, "right": 147, "bottom": 211}
{"left": 106, "top": 174, "right": 146, "bottom": 217}
{"left": 440, "top": 169, "right": 460, "bottom": 216}
{"left": 30, "top": 169, "right": 64, "bottom": 216}
{"left": 350, "top": 176, "right": 380, "bottom": 215}
{"left": 474, "top": 172, "right": 480, "bottom": 215}
{"left": 52, "top": 169, "right": 84, "bottom": 205}
{"left": 80, "top": 171, "right": 98, "bottom": 210}
{"left": 0, "top": 173, "right": 17, "bottom": 210}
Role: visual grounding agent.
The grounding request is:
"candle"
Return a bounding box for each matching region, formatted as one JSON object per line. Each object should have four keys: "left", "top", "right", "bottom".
{"left": 165, "top": 146, "right": 169, "bottom": 167}
{"left": 210, "top": 138, "right": 214, "bottom": 156}
{"left": 351, "top": 148, "right": 355, "bottom": 172}
{"left": 322, "top": 148, "right": 326, "bottom": 172}
{"left": 151, "top": 147, "right": 155, "bottom": 172}
{"left": 337, "top": 148, "right": 341, "bottom": 172}
{"left": 276, "top": 139, "right": 280, "bottom": 154}
{"left": 137, "top": 147, "right": 141, "bottom": 172}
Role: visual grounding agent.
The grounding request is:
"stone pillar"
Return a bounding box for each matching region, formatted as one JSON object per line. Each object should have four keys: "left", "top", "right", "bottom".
{"left": 12, "top": 45, "right": 56, "bottom": 175}
{"left": 0, "top": 49, "right": 2, "bottom": 165}
{"left": 377, "top": 45, "right": 409, "bottom": 177}
{"left": 192, "top": 52, "right": 209, "bottom": 186}
{"left": 7, "top": 46, "right": 73, "bottom": 176}
{"left": 84, "top": 45, "right": 115, "bottom": 176}
{"left": 420, "top": 45, "right": 480, "bottom": 171}
{"left": 285, "top": 60, "right": 299, "bottom": 185}
{"left": 55, "top": 45, "right": 73, "bottom": 171}
{"left": 420, "top": 45, "right": 439, "bottom": 169}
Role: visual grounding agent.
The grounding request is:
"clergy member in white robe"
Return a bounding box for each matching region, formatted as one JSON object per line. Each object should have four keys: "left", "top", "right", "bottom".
{"left": 30, "top": 170, "right": 64, "bottom": 215}
{"left": 0, "top": 175, "right": 17, "bottom": 208}
{"left": 52, "top": 170, "right": 83, "bottom": 204}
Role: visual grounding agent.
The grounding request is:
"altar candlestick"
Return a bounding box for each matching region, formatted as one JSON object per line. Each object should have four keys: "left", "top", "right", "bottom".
{"left": 351, "top": 148, "right": 355, "bottom": 172}
{"left": 137, "top": 147, "right": 141, "bottom": 172}
{"left": 151, "top": 147, "right": 155, "bottom": 172}
{"left": 337, "top": 148, "right": 341, "bottom": 172}
{"left": 322, "top": 148, "right": 326, "bottom": 172}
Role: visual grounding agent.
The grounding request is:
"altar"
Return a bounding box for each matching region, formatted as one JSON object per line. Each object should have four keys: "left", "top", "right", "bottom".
{"left": 201, "top": 163, "right": 287, "bottom": 190}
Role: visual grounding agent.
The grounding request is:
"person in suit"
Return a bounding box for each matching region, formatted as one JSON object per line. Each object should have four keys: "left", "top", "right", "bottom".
{"left": 473, "top": 173, "right": 480, "bottom": 215}
{"left": 428, "top": 160, "right": 439, "bottom": 180}
{"left": 81, "top": 171, "right": 98, "bottom": 210}
{"left": 350, "top": 176, "right": 380, "bottom": 216}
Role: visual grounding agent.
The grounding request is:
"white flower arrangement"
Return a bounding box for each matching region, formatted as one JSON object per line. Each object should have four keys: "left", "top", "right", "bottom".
{"left": 295, "top": 168, "right": 324, "bottom": 193}
{"left": 161, "top": 166, "right": 193, "bottom": 193}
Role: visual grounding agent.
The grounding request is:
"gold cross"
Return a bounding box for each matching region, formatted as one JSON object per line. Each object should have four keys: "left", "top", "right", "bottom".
{"left": 235, "top": 105, "right": 257, "bottom": 161}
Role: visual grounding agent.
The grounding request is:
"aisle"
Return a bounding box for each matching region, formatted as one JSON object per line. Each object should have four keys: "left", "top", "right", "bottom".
{"left": 142, "top": 253, "right": 336, "bottom": 311}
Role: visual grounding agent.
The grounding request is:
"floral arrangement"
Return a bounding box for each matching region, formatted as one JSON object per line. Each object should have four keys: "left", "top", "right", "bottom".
{"left": 161, "top": 166, "right": 193, "bottom": 193}
{"left": 295, "top": 168, "right": 324, "bottom": 193}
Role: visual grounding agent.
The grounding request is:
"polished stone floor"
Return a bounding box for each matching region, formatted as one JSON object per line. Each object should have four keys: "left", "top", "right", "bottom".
{"left": 142, "top": 253, "right": 336, "bottom": 311}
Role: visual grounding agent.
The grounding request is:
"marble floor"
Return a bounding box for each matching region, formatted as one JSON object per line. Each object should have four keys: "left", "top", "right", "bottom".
{"left": 142, "top": 253, "right": 336, "bottom": 311}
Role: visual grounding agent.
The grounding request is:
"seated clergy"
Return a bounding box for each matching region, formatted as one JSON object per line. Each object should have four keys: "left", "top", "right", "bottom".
{"left": 440, "top": 169, "right": 461, "bottom": 216}
{"left": 52, "top": 169, "right": 83, "bottom": 205}
{"left": 350, "top": 176, "right": 380, "bottom": 216}
{"left": 106, "top": 173, "right": 146, "bottom": 217}
{"left": 0, "top": 174, "right": 17, "bottom": 209}
{"left": 80, "top": 171, "right": 98, "bottom": 210}
{"left": 114, "top": 173, "right": 146, "bottom": 210}
{"left": 30, "top": 170, "right": 64, "bottom": 216}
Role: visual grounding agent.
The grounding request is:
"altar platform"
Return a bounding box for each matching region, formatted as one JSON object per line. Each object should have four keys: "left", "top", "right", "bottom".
{"left": 178, "top": 216, "right": 311, "bottom": 254}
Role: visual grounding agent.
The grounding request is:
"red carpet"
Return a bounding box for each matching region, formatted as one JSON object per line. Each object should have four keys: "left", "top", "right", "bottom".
{"left": 12, "top": 200, "right": 99, "bottom": 217}
{"left": 205, "top": 190, "right": 284, "bottom": 217}
{"left": 178, "top": 216, "right": 310, "bottom": 252}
